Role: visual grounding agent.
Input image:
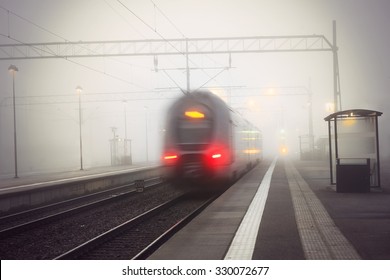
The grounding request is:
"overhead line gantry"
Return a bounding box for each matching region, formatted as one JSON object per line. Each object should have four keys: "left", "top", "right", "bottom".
{"left": 0, "top": 21, "right": 341, "bottom": 111}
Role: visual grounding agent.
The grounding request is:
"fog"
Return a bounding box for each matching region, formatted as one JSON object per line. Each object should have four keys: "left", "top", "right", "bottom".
{"left": 1, "top": 0, "right": 390, "bottom": 177}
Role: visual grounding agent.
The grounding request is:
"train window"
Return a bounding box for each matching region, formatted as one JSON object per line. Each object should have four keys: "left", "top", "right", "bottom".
{"left": 177, "top": 119, "right": 212, "bottom": 143}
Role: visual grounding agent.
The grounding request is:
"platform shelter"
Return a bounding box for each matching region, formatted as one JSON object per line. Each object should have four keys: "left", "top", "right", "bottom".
{"left": 324, "top": 109, "right": 382, "bottom": 192}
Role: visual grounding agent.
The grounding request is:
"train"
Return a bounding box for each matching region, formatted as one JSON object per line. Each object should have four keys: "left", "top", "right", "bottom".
{"left": 161, "top": 90, "right": 262, "bottom": 190}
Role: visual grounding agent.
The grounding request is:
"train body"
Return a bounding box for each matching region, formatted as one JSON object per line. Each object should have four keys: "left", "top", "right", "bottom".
{"left": 162, "top": 90, "right": 262, "bottom": 189}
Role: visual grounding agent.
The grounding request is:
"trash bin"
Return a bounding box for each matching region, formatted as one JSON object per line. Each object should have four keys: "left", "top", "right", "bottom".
{"left": 336, "top": 158, "right": 370, "bottom": 193}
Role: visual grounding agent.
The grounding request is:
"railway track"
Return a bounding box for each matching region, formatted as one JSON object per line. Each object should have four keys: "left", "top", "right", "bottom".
{"left": 56, "top": 193, "right": 216, "bottom": 260}
{"left": 0, "top": 177, "right": 162, "bottom": 233}
{"left": 0, "top": 179, "right": 182, "bottom": 259}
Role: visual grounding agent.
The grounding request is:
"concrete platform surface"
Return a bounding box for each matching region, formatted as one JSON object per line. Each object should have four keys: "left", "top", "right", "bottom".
{"left": 149, "top": 157, "right": 390, "bottom": 260}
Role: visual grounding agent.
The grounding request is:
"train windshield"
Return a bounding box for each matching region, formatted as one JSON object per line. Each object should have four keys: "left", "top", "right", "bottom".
{"left": 177, "top": 119, "right": 212, "bottom": 143}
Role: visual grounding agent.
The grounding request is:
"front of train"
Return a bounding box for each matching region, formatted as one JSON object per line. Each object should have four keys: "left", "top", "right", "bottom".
{"left": 162, "top": 91, "right": 232, "bottom": 188}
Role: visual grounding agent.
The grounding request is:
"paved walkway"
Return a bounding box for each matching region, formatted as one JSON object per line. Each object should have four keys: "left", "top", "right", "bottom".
{"left": 150, "top": 157, "right": 390, "bottom": 260}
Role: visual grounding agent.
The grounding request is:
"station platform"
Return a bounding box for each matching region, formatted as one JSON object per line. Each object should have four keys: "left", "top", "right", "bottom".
{"left": 149, "top": 157, "right": 390, "bottom": 260}
{"left": 0, "top": 164, "right": 156, "bottom": 193}
{"left": 0, "top": 164, "right": 161, "bottom": 213}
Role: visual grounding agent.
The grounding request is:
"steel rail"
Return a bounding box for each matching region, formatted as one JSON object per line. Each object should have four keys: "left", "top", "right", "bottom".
{"left": 55, "top": 194, "right": 188, "bottom": 260}
{"left": 132, "top": 194, "right": 217, "bottom": 260}
{"left": 0, "top": 177, "right": 163, "bottom": 239}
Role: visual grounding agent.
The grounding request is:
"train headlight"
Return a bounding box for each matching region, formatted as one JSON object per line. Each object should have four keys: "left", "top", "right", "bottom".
{"left": 184, "top": 111, "right": 205, "bottom": 119}
{"left": 279, "top": 145, "right": 288, "bottom": 155}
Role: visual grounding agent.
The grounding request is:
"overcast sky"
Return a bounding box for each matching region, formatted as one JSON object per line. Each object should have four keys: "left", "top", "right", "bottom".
{"left": 0, "top": 0, "right": 389, "bottom": 174}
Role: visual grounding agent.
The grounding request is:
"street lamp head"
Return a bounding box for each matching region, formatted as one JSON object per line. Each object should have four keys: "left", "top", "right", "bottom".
{"left": 76, "top": 85, "right": 83, "bottom": 94}
{"left": 8, "top": 64, "right": 19, "bottom": 73}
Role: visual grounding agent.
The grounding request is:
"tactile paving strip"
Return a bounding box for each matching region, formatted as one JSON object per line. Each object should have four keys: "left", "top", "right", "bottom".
{"left": 285, "top": 160, "right": 360, "bottom": 260}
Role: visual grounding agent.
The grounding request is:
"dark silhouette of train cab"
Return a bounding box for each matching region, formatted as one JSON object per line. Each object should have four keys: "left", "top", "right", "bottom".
{"left": 162, "top": 90, "right": 262, "bottom": 190}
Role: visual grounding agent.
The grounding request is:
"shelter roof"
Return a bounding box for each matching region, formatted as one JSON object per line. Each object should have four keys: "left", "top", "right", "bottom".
{"left": 324, "top": 109, "right": 383, "bottom": 121}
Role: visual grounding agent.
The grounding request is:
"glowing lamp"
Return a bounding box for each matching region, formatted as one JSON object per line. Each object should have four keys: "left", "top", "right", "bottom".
{"left": 185, "top": 111, "right": 205, "bottom": 119}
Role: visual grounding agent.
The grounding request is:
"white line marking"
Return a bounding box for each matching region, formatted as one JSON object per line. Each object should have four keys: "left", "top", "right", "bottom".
{"left": 285, "top": 160, "right": 360, "bottom": 259}
{"left": 224, "top": 157, "right": 277, "bottom": 260}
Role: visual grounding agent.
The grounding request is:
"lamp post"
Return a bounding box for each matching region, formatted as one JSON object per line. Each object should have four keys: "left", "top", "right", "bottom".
{"left": 122, "top": 100, "right": 128, "bottom": 141}
{"left": 8, "top": 65, "right": 19, "bottom": 178}
{"left": 144, "top": 106, "right": 149, "bottom": 164}
{"left": 76, "top": 86, "right": 84, "bottom": 170}
{"left": 122, "top": 100, "right": 130, "bottom": 164}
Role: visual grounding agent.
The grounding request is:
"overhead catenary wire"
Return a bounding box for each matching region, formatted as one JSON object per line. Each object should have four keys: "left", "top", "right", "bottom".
{"left": 103, "top": 0, "right": 148, "bottom": 40}
{"left": 116, "top": 0, "right": 227, "bottom": 91}
{"left": 149, "top": 0, "right": 228, "bottom": 88}
{"left": 0, "top": 4, "right": 68, "bottom": 42}
{"left": 0, "top": 33, "right": 148, "bottom": 89}
{"left": 111, "top": 0, "right": 188, "bottom": 90}
{"left": 0, "top": 5, "right": 151, "bottom": 88}
{"left": 148, "top": 0, "right": 227, "bottom": 67}
{"left": 0, "top": 86, "right": 310, "bottom": 107}
{"left": 149, "top": 0, "right": 227, "bottom": 84}
{"left": 149, "top": 0, "right": 186, "bottom": 38}
{"left": 1, "top": 2, "right": 228, "bottom": 91}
